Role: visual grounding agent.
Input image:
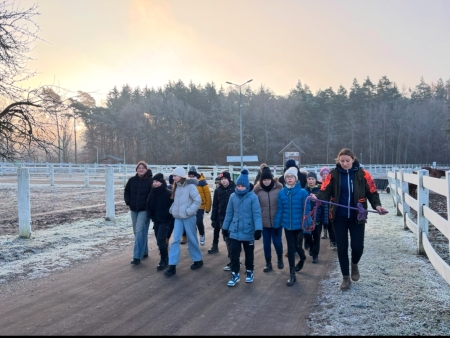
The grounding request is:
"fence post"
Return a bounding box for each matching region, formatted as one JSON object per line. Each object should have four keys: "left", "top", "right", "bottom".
{"left": 123, "top": 164, "right": 127, "bottom": 187}
{"left": 447, "top": 172, "right": 450, "bottom": 255}
{"left": 84, "top": 165, "right": 89, "bottom": 187}
{"left": 50, "top": 164, "right": 54, "bottom": 186}
{"left": 105, "top": 166, "right": 115, "bottom": 221}
{"left": 417, "top": 169, "right": 429, "bottom": 255}
{"left": 68, "top": 162, "right": 72, "bottom": 178}
{"left": 398, "top": 169, "right": 410, "bottom": 229}
{"left": 18, "top": 168, "right": 31, "bottom": 238}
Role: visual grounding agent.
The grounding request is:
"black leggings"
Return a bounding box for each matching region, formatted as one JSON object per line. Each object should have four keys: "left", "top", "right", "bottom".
{"left": 284, "top": 229, "right": 306, "bottom": 269}
{"left": 229, "top": 238, "right": 254, "bottom": 273}
{"left": 333, "top": 215, "right": 365, "bottom": 276}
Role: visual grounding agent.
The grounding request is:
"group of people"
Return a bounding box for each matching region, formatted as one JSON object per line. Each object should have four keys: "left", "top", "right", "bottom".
{"left": 124, "top": 148, "right": 387, "bottom": 290}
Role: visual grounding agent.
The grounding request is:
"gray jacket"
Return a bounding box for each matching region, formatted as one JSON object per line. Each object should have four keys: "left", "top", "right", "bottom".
{"left": 169, "top": 178, "right": 201, "bottom": 219}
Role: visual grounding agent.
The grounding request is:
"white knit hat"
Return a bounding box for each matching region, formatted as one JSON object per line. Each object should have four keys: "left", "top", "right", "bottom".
{"left": 284, "top": 167, "right": 298, "bottom": 180}
{"left": 172, "top": 166, "right": 185, "bottom": 177}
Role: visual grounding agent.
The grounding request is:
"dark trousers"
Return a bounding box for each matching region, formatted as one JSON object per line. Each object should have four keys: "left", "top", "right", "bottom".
{"left": 304, "top": 222, "right": 322, "bottom": 257}
{"left": 333, "top": 215, "right": 365, "bottom": 276}
{"left": 153, "top": 220, "right": 171, "bottom": 251}
{"left": 212, "top": 222, "right": 231, "bottom": 254}
{"left": 284, "top": 229, "right": 306, "bottom": 269}
{"left": 195, "top": 209, "right": 205, "bottom": 236}
{"left": 328, "top": 219, "right": 336, "bottom": 243}
{"left": 229, "top": 238, "right": 254, "bottom": 273}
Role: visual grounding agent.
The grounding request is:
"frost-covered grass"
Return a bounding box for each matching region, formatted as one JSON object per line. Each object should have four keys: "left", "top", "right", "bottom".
{"left": 308, "top": 193, "right": 450, "bottom": 335}
{"left": 0, "top": 213, "right": 136, "bottom": 282}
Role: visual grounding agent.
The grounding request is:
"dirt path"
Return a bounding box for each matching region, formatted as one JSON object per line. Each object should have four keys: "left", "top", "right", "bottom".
{"left": 0, "top": 222, "right": 337, "bottom": 335}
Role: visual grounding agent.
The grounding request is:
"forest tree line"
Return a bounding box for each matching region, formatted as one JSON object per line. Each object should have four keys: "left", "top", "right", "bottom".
{"left": 2, "top": 2, "right": 450, "bottom": 166}
{"left": 64, "top": 75, "right": 450, "bottom": 166}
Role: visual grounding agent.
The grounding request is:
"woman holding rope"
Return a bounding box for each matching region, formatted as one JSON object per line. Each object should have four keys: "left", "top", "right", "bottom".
{"left": 310, "top": 148, "right": 387, "bottom": 291}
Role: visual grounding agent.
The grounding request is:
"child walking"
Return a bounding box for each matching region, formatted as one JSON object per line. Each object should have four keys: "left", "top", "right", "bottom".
{"left": 274, "top": 167, "right": 312, "bottom": 286}
{"left": 164, "top": 166, "right": 203, "bottom": 277}
{"left": 222, "top": 169, "right": 263, "bottom": 286}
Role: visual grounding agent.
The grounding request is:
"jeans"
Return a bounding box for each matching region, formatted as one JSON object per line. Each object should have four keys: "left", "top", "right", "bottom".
{"left": 262, "top": 227, "right": 283, "bottom": 259}
{"left": 229, "top": 238, "right": 254, "bottom": 273}
{"left": 333, "top": 215, "right": 365, "bottom": 276}
{"left": 130, "top": 210, "right": 150, "bottom": 260}
{"left": 169, "top": 216, "right": 203, "bottom": 265}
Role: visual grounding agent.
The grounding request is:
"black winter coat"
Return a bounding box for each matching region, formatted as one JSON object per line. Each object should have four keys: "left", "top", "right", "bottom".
{"left": 211, "top": 181, "right": 236, "bottom": 224}
{"left": 124, "top": 170, "right": 153, "bottom": 212}
{"left": 146, "top": 183, "right": 174, "bottom": 223}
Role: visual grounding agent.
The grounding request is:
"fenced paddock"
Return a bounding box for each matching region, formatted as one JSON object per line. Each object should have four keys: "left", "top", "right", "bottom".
{"left": 387, "top": 168, "right": 450, "bottom": 285}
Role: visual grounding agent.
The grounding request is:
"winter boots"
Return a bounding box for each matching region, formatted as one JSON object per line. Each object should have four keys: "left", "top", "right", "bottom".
{"left": 295, "top": 258, "right": 305, "bottom": 272}
{"left": 164, "top": 265, "right": 176, "bottom": 277}
{"left": 351, "top": 263, "right": 360, "bottom": 281}
{"left": 208, "top": 244, "right": 219, "bottom": 254}
{"left": 287, "top": 267, "right": 296, "bottom": 286}
{"left": 340, "top": 276, "right": 352, "bottom": 290}
{"left": 277, "top": 254, "right": 284, "bottom": 269}
{"left": 263, "top": 258, "right": 272, "bottom": 272}
{"left": 157, "top": 249, "right": 168, "bottom": 271}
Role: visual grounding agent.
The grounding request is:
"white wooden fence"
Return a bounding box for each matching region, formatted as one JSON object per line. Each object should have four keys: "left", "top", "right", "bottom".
{"left": 387, "top": 168, "right": 450, "bottom": 285}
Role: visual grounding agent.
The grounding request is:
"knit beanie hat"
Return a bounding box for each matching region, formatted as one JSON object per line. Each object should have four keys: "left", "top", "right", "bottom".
{"left": 220, "top": 171, "right": 232, "bottom": 182}
{"left": 307, "top": 172, "right": 317, "bottom": 180}
{"left": 236, "top": 169, "right": 250, "bottom": 188}
{"left": 284, "top": 167, "right": 298, "bottom": 180}
{"left": 188, "top": 166, "right": 198, "bottom": 177}
{"left": 152, "top": 173, "right": 165, "bottom": 184}
{"left": 172, "top": 166, "right": 185, "bottom": 177}
{"left": 260, "top": 167, "right": 273, "bottom": 180}
{"left": 214, "top": 176, "right": 221, "bottom": 184}
{"left": 285, "top": 159, "right": 297, "bottom": 170}
{"left": 319, "top": 166, "right": 330, "bottom": 176}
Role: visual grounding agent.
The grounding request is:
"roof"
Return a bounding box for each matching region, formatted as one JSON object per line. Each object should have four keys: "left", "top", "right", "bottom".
{"left": 278, "top": 140, "right": 305, "bottom": 154}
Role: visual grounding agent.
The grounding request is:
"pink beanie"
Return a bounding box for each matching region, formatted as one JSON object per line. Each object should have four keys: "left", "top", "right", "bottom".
{"left": 319, "top": 166, "right": 330, "bottom": 176}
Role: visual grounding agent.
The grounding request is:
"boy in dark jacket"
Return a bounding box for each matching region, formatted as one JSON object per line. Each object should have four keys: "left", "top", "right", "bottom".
{"left": 209, "top": 171, "right": 236, "bottom": 270}
{"left": 147, "top": 173, "right": 174, "bottom": 271}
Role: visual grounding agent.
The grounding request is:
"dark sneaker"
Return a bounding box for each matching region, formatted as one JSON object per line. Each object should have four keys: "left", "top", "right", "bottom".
{"left": 312, "top": 256, "right": 318, "bottom": 264}
{"left": 330, "top": 242, "right": 337, "bottom": 249}
{"left": 130, "top": 258, "right": 140, "bottom": 265}
{"left": 164, "top": 265, "right": 176, "bottom": 277}
{"left": 190, "top": 260, "right": 204, "bottom": 270}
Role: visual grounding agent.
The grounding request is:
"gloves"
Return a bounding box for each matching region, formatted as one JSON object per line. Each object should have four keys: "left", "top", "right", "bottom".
{"left": 211, "top": 220, "right": 216, "bottom": 228}
{"left": 254, "top": 230, "right": 262, "bottom": 240}
{"left": 222, "top": 229, "right": 230, "bottom": 237}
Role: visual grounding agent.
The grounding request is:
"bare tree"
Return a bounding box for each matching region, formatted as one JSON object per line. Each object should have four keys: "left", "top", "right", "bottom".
{"left": 0, "top": 1, "right": 65, "bottom": 161}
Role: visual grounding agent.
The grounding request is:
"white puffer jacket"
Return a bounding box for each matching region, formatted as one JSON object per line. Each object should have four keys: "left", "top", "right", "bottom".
{"left": 169, "top": 178, "right": 201, "bottom": 219}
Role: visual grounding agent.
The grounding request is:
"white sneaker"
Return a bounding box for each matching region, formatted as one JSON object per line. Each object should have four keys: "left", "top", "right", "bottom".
{"left": 223, "top": 262, "right": 231, "bottom": 271}
{"left": 200, "top": 235, "right": 205, "bottom": 246}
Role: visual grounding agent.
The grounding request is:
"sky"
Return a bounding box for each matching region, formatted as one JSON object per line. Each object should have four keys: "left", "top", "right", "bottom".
{"left": 15, "top": 0, "right": 450, "bottom": 105}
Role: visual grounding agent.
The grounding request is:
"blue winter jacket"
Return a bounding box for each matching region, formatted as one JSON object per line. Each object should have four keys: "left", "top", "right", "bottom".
{"left": 222, "top": 191, "right": 263, "bottom": 241}
{"left": 273, "top": 182, "right": 312, "bottom": 231}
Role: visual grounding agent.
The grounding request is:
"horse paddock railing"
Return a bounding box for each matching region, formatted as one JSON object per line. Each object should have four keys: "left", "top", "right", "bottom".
{"left": 387, "top": 168, "right": 450, "bottom": 285}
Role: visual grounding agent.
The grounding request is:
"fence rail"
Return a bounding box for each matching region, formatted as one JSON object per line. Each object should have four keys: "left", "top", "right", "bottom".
{"left": 387, "top": 168, "right": 450, "bottom": 285}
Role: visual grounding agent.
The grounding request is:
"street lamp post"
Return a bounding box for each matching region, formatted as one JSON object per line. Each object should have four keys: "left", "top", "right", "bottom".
{"left": 94, "top": 146, "right": 98, "bottom": 164}
{"left": 225, "top": 79, "right": 253, "bottom": 170}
